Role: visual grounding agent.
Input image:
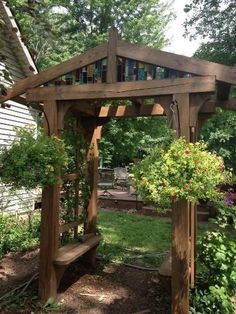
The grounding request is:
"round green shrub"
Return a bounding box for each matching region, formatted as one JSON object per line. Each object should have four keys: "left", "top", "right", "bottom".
{"left": 0, "top": 127, "right": 68, "bottom": 189}
{"left": 132, "top": 138, "right": 231, "bottom": 208}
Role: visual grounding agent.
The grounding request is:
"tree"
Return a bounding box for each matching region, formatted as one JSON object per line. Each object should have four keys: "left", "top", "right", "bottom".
{"left": 99, "top": 116, "right": 172, "bottom": 167}
{"left": 6, "top": 0, "right": 175, "bottom": 166}
{"left": 9, "top": 0, "right": 174, "bottom": 69}
{"left": 200, "top": 108, "right": 236, "bottom": 173}
{"left": 184, "top": 0, "right": 236, "bottom": 66}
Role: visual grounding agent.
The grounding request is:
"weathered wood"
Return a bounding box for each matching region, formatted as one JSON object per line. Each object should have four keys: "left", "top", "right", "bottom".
{"left": 172, "top": 200, "right": 190, "bottom": 314}
{"left": 97, "top": 103, "right": 164, "bottom": 118}
{"left": 39, "top": 101, "right": 60, "bottom": 302}
{"left": 26, "top": 76, "right": 216, "bottom": 101}
{"left": 59, "top": 219, "right": 83, "bottom": 233}
{"left": 54, "top": 235, "right": 102, "bottom": 266}
{"left": 190, "top": 203, "right": 197, "bottom": 288}
{"left": 107, "top": 27, "right": 118, "bottom": 83}
{"left": 117, "top": 39, "right": 236, "bottom": 85}
{"left": 0, "top": 42, "right": 108, "bottom": 103}
{"left": 84, "top": 119, "right": 99, "bottom": 235}
{"left": 174, "top": 93, "right": 190, "bottom": 141}
{"left": 61, "top": 100, "right": 96, "bottom": 116}
{"left": 190, "top": 93, "right": 213, "bottom": 127}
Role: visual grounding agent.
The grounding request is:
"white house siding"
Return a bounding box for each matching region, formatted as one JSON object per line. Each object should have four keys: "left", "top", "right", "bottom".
{"left": 0, "top": 26, "right": 40, "bottom": 214}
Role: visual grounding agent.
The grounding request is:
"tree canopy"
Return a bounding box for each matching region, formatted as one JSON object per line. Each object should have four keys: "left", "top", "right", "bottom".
{"left": 184, "top": 0, "right": 236, "bottom": 65}
{"left": 9, "top": 0, "right": 174, "bottom": 69}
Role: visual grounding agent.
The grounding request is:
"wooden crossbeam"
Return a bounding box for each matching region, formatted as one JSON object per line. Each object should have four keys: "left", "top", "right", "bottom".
{"left": 117, "top": 40, "right": 236, "bottom": 85}
{"left": 98, "top": 104, "right": 164, "bottom": 117}
{"left": 0, "top": 43, "right": 108, "bottom": 103}
{"left": 26, "top": 76, "right": 216, "bottom": 102}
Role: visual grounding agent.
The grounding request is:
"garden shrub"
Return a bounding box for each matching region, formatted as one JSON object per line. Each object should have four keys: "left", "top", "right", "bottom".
{"left": 190, "top": 201, "right": 236, "bottom": 313}
{"left": 0, "top": 127, "right": 68, "bottom": 189}
{"left": 132, "top": 138, "right": 230, "bottom": 209}
{"left": 0, "top": 212, "right": 41, "bottom": 259}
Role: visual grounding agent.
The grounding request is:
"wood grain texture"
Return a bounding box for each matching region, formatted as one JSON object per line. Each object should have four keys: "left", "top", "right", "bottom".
{"left": 117, "top": 40, "right": 236, "bottom": 84}
{"left": 26, "top": 76, "right": 216, "bottom": 101}
{"left": 174, "top": 93, "right": 190, "bottom": 141}
{"left": 54, "top": 235, "right": 102, "bottom": 265}
{"left": 59, "top": 219, "right": 83, "bottom": 233}
{"left": 84, "top": 119, "right": 99, "bottom": 235}
{"left": 190, "top": 203, "right": 197, "bottom": 288}
{"left": 172, "top": 200, "right": 190, "bottom": 314}
{"left": 39, "top": 101, "right": 60, "bottom": 302}
{"left": 97, "top": 103, "right": 164, "bottom": 118}
{"left": 0, "top": 43, "right": 107, "bottom": 103}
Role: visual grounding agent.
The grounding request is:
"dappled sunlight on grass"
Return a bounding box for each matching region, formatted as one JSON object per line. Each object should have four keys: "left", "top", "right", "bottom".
{"left": 97, "top": 210, "right": 171, "bottom": 266}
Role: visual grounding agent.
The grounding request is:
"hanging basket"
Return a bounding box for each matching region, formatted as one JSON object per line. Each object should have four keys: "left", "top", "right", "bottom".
{"left": 0, "top": 127, "right": 68, "bottom": 190}
{"left": 132, "top": 138, "right": 231, "bottom": 210}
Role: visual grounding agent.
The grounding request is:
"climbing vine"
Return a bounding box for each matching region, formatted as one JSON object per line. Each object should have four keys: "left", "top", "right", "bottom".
{"left": 59, "top": 113, "right": 90, "bottom": 243}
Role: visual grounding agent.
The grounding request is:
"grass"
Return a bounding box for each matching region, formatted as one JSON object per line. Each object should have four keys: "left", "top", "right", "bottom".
{"left": 97, "top": 209, "right": 212, "bottom": 268}
{"left": 97, "top": 209, "right": 171, "bottom": 267}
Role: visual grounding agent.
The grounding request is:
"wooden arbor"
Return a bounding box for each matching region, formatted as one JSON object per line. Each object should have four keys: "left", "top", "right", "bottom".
{"left": 1, "top": 27, "right": 236, "bottom": 313}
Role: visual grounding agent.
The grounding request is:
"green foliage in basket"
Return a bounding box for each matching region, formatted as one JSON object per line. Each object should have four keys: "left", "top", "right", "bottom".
{"left": 0, "top": 127, "right": 68, "bottom": 189}
{"left": 132, "top": 138, "right": 231, "bottom": 209}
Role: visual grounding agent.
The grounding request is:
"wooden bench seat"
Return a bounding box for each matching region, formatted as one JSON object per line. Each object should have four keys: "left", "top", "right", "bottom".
{"left": 54, "top": 234, "right": 102, "bottom": 266}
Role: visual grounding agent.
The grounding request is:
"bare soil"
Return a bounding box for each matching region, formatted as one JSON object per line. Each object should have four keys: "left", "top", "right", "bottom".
{"left": 0, "top": 248, "right": 170, "bottom": 314}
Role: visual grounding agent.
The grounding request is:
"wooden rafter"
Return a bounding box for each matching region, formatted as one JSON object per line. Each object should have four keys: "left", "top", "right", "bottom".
{"left": 98, "top": 103, "right": 164, "bottom": 118}
{"left": 0, "top": 43, "right": 108, "bottom": 103}
{"left": 26, "top": 76, "right": 216, "bottom": 101}
{"left": 1, "top": 26, "right": 236, "bottom": 105}
{"left": 117, "top": 40, "right": 236, "bottom": 85}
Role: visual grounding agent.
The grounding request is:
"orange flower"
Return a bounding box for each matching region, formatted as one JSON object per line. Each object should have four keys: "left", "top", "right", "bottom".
{"left": 184, "top": 149, "right": 190, "bottom": 155}
{"left": 184, "top": 183, "right": 190, "bottom": 190}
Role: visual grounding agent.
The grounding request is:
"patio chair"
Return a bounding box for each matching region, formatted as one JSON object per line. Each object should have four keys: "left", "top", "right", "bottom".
{"left": 113, "top": 167, "right": 131, "bottom": 191}
{"left": 98, "top": 168, "right": 114, "bottom": 197}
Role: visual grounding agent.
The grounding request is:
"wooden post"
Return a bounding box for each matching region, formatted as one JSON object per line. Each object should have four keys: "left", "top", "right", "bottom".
{"left": 39, "top": 100, "right": 60, "bottom": 302}
{"left": 172, "top": 200, "right": 190, "bottom": 314}
{"left": 171, "top": 93, "right": 190, "bottom": 314}
{"left": 82, "top": 118, "right": 99, "bottom": 235}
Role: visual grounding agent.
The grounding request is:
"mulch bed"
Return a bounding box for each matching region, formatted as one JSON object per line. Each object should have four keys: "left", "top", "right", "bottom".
{"left": 0, "top": 248, "right": 171, "bottom": 314}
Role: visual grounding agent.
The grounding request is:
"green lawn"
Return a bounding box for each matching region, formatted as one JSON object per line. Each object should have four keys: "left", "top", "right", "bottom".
{"left": 97, "top": 209, "right": 211, "bottom": 267}
{"left": 97, "top": 209, "right": 171, "bottom": 267}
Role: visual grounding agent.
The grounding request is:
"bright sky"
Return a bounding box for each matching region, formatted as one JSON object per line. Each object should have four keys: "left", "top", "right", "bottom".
{"left": 164, "top": 0, "right": 201, "bottom": 57}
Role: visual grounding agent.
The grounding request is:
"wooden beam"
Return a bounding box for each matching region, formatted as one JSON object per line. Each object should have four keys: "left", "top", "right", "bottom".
{"left": 107, "top": 27, "right": 118, "bottom": 83}
{"left": 61, "top": 100, "right": 96, "bottom": 116}
{"left": 81, "top": 118, "right": 99, "bottom": 235}
{"left": 26, "top": 76, "right": 216, "bottom": 101}
{"left": 117, "top": 40, "right": 236, "bottom": 85}
{"left": 172, "top": 200, "right": 190, "bottom": 314}
{"left": 97, "top": 103, "right": 164, "bottom": 118}
{"left": 190, "top": 93, "right": 212, "bottom": 127}
{"left": 0, "top": 42, "right": 108, "bottom": 103}
{"left": 39, "top": 100, "right": 60, "bottom": 302}
{"left": 174, "top": 93, "right": 190, "bottom": 141}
